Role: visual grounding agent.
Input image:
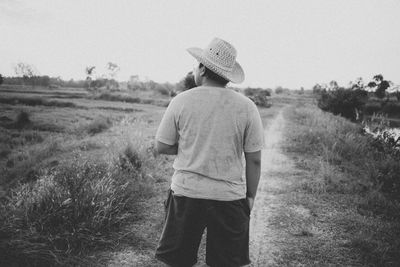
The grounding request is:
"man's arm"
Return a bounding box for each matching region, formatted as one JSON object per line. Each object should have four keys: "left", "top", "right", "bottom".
{"left": 244, "top": 150, "right": 261, "bottom": 211}
{"left": 156, "top": 141, "right": 178, "bottom": 155}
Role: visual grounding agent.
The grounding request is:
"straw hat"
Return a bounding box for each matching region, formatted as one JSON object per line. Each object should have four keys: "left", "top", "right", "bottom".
{"left": 187, "top": 38, "right": 245, "bottom": 84}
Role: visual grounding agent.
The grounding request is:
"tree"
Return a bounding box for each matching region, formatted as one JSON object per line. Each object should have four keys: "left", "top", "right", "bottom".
{"left": 105, "top": 62, "right": 120, "bottom": 90}
{"left": 0, "top": 74, "right": 3, "bottom": 86}
{"left": 329, "top": 80, "right": 339, "bottom": 90}
{"left": 318, "top": 88, "right": 368, "bottom": 121}
{"left": 85, "top": 66, "right": 96, "bottom": 90}
{"left": 182, "top": 71, "right": 196, "bottom": 91}
{"left": 14, "top": 62, "right": 37, "bottom": 86}
{"left": 351, "top": 77, "right": 364, "bottom": 90}
{"left": 372, "top": 74, "right": 390, "bottom": 99}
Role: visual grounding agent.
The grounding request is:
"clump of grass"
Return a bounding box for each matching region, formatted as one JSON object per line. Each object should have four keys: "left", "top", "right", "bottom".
{"left": 0, "top": 147, "right": 149, "bottom": 266}
{"left": 84, "top": 116, "right": 112, "bottom": 135}
{"left": 15, "top": 110, "right": 31, "bottom": 126}
{"left": 119, "top": 143, "right": 142, "bottom": 171}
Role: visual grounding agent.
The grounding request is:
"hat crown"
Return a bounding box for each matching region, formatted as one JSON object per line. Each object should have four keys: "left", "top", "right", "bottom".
{"left": 203, "top": 38, "right": 237, "bottom": 71}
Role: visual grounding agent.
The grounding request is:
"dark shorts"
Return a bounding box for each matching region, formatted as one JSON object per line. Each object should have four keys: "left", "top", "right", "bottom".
{"left": 155, "top": 189, "right": 251, "bottom": 267}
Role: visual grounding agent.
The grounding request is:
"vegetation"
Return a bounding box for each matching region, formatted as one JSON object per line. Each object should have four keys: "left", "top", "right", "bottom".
{"left": 243, "top": 87, "right": 272, "bottom": 108}
{"left": 0, "top": 89, "right": 160, "bottom": 265}
{"left": 0, "top": 149, "right": 150, "bottom": 266}
{"left": 314, "top": 75, "right": 400, "bottom": 122}
{"left": 317, "top": 88, "right": 368, "bottom": 121}
{"left": 83, "top": 116, "right": 113, "bottom": 135}
{"left": 0, "top": 96, "right": 78, "bottom": 109}
{"left": 285, "top": 104, "right": 400, "bottom": 265}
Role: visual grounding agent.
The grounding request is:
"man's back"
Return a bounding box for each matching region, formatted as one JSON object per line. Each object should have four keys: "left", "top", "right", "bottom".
{"left": 156, "top": 86, "right": 264, "bottom": 200}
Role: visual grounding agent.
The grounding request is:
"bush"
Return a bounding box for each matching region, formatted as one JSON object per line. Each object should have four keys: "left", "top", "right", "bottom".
{"left": 155, "top": 84, "right": 169, "bottom": 96}
{"left": 15, "top": 111, "right": 31, "bottom": 127}
{"left": 84, "top": 116, "right": 112, "bottom": 135}
{"left": 244, "top": 88, "right": 271, "bottom": 108}
{"left": 243, "top": 88, "right": 271, "bottom": 97}
{"left": 248, "top": 95, "right": 271, "bottom": 108}
{"left": 275, "top": 86, "right": 284, "bottom": 94}
{"left": 317, "top": 88, "right": 368, "bottom": 121}
{"left": 0, "top": 152, "right": 148, "bottom": 266}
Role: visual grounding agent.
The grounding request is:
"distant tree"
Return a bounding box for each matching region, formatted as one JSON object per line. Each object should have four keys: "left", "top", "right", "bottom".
{"left": 351, "top": 77, "right": 364, "bottom": 90}
{"left": 329, "top": 80, "right": 339, "bottom": 90}
{"left": 14, "top": 62, "right": 37, "bottom": 86}
{"left": 275, "top": 86, "right": 284, "bottom": 94}
{"left": 0, "top": 74, "right": 3, "bottom": 86}
{"left": 85, "top": 66, "right": 96, "bottom": 90}
{"left": 176, "top": 71, "right": 196, "bottom": 92}
{"left": 318, "top": 88, "right": 368, "bottom": 121}
{"left": 312, "top": 83, "right": 324, "bottom": 94}
{"left": 106, "top": 62, "right": 120, "bottom": 90}
{"left": 372, "top": 74, "right": 390, "bottom": 99}
{"left": 182, "top": 71, "right": 196, "bottom": 91}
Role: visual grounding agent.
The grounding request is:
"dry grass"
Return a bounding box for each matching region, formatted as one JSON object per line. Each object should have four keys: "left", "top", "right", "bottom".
{"left": 283, "top": 102, "right": 400, "bottom": 265}
{"left": 0, "top": 87, "right": 172, "bottom": 266}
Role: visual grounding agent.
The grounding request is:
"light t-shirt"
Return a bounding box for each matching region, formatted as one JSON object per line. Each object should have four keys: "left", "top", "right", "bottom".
{"left": 155, "top": 86, "right": 264, "bottom": 201}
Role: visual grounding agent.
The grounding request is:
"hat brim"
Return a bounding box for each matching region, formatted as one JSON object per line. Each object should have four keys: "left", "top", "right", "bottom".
{"left": 187, "top": 47, "right": 245, "bottom": 84}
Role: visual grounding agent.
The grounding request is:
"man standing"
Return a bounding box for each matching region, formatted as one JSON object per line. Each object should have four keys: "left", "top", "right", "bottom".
{"left": 155, "top": 38, "right": 264, "bottom": 267}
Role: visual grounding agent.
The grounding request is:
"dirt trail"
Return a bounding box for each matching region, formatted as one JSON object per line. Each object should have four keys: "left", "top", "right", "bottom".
{"left": 248, "top": 108, "right": 295, "bottom": 266}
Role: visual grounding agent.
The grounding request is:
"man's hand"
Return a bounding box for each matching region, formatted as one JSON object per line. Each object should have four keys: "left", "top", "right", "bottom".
{"left": 246, "top": 196, "right": 255, "bottom": 212}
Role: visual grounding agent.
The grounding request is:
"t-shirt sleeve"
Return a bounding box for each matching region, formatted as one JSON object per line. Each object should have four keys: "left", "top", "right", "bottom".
{"left": 155, "top": 99, "right": 179, "bottom": 145}
{"left": 244, "top": 102, "right": 265, "bottom": 152}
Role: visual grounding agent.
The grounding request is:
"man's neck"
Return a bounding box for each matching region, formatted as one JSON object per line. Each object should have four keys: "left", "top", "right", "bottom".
{"left": 201, "top": 78, "right": 226, "bottom": 88}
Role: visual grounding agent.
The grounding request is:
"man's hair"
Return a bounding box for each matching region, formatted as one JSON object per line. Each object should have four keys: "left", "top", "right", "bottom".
{"left": 199, "top": 63, "right": 229, "bottom": 86}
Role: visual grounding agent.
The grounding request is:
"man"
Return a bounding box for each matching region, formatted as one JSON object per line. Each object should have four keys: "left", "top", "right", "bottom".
{"left": 155, "top": 38, "right": 264, "bottom": 267}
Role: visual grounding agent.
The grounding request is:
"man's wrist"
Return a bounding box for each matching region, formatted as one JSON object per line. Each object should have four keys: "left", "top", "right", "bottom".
{"left": 246, "top": 193, "right": 255, "bottom": 199}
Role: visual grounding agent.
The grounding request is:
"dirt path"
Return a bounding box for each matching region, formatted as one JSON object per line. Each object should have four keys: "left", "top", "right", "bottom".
{"left": 248, "top": 107, "right": 298, "bottom": 266}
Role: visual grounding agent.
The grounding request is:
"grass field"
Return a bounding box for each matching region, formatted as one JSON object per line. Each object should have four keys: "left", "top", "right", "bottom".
{"left": 0, "top": 85, "right": 172, "bottom": 266}
{"left": 1, "top": 85, "right": 399, "bottom": 266}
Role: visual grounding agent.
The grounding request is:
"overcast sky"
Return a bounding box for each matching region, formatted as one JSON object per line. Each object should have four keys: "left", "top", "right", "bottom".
{"left": 1, "top": 0, "right": 399, "bottom": 89}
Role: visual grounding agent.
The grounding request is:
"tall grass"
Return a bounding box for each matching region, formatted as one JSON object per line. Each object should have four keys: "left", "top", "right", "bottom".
{"left": 285, "top": 104, "right": 400, "bottom": 265}
{"left": 0, "top": 143, "right": 150, "bottom": 266}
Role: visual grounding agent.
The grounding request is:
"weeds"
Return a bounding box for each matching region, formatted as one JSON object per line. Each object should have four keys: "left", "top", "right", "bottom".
{"left": 284, "top": 104, "right": 400, "bottom": 265}
{"left": 0, "top": 144, "right": 150, "bottom": 266}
